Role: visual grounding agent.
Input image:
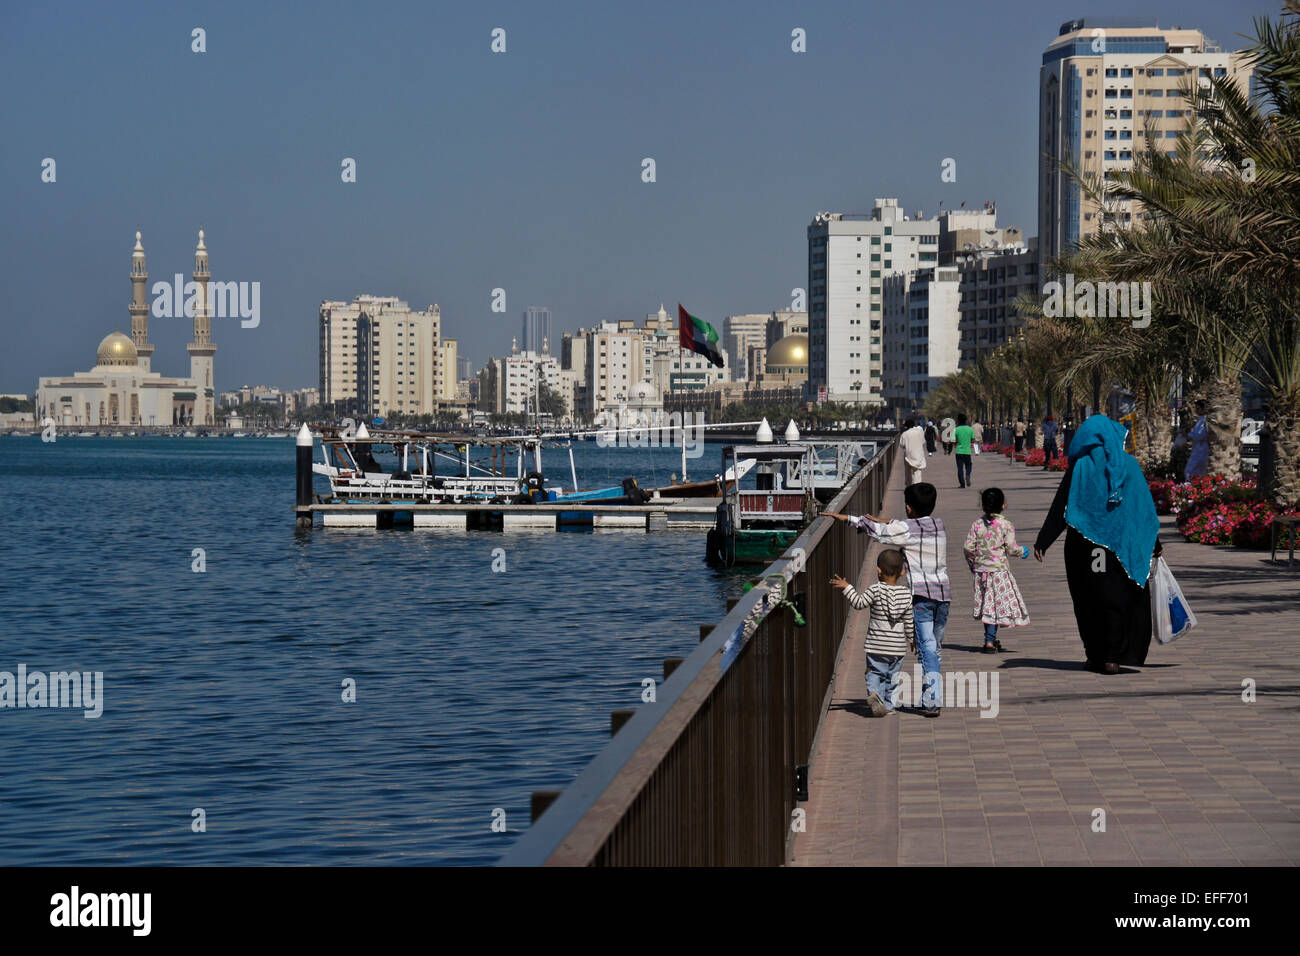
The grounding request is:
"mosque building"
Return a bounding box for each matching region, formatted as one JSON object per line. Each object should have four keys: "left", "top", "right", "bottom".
{"left": 37, "top": 229, "right": 217, "bottom": 427}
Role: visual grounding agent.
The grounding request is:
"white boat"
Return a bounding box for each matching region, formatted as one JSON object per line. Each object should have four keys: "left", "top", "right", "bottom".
{"left": 231, "top": 431, "right": 247, "bottom": 438}
{"left": 265, "top": 432, "right": 290, "bottom": 438}
{"left": 182, "top": 430, "right": 198, "bottom": 438}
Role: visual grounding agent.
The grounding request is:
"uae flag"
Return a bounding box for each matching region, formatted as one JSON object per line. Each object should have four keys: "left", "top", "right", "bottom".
{"left": 678, "top": 303, "right": 725, "bottom": 368}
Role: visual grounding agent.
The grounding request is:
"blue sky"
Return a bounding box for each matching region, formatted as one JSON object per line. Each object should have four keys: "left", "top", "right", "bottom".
{"left": 0, "top": 0, "right": 1273, "bottom": 393}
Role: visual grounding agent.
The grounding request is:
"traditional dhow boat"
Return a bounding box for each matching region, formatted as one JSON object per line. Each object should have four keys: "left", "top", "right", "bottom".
{"left": 705, "top": 444, "right": 819, "bottom": 567}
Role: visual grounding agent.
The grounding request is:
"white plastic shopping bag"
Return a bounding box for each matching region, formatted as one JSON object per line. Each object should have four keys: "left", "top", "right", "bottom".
{"left": 1151, "top": 556, "right": 1197, "bottom": 644}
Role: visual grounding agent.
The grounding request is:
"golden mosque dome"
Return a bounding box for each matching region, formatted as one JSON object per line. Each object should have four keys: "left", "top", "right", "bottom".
{"left": 96, "top": 331, "right": 138, "bottom": 367}
{"left": 765, "top": 333, "right": 808, "bottom": 370}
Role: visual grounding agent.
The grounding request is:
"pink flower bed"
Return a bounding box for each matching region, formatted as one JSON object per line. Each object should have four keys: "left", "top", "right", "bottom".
{"left": 1145, "top": 474, "right": 1295, "bottom": 549}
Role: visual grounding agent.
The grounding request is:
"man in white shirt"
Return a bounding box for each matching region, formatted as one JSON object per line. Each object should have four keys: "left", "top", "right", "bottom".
{"left": 899, "top": 419, "right": 928, "bottom": 486}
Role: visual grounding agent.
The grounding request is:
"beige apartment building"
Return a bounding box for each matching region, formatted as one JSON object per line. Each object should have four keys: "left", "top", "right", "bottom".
{"left": 319, "top": 295, "right": 442, "bottom": 416}
{"left": 436, "top": 339, "right": 459, "bottom": 402}
{"left": 1039, "top": 18, "right": 1254, "bottom": 268}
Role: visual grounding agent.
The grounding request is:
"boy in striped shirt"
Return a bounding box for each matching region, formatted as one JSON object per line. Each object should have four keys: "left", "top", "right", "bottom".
{"left": 827, "top": 482, "right": 950, "bottom": 717}
{"left": 831, "top": 548, "right": 915, "bottom": 717}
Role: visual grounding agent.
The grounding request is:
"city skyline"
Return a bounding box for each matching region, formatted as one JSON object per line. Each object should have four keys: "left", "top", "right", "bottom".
{"left": 0, "top": 0, "right": 1267, "bottom": 394}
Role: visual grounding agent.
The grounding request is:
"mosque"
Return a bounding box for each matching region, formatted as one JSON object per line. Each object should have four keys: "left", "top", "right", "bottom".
{"left": 36, "top": 229, "right": 217, "bottom": 427}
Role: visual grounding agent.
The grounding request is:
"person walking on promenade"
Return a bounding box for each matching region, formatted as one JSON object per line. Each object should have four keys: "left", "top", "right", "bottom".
{"left": 954, "top": 413, "right": 974, "bottom": 488}
{"left": 940, "top": 417, "right": 956, "bottom": 455}
{"left": 1062, "top": 416, "right": 1076, "bottom": 457}
{"left": 1041, "top": 414, "right": 1059, "bottom": 469}
{"left": 1013, "top": 417, "right": 1026, "bottom": 453}
{"left": 963, "top": 487, "right": 1031, "bottom": 653}
{"left": 1033, "top": 415, "right": 1163, "bottom": 675}
{"left": 1184, "top": 400, "right": 1210, "bottom": 480}
{"left": 831, "top": 548, "right": 915, "bottom": 716}
{"left": 924, "top": 421, "right": 938, "bottom": 455}
{"left": 900, "top": 419, "right": 928, "bottom": 486}
{"left": 826, "top": 482, "right": 950, "bottom": 717}
{"left": 971, "top": 418, "right": 984, "bottom": 455}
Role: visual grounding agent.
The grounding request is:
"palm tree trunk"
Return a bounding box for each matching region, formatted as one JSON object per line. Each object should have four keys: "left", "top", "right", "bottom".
{"left": 1204, "top": 376, "right": 1242, "bottom": 480}
{"left": 1133, "top": 381, "right": 1172, "bottom": 470}
{"left": 1266, "top": 402, "right": 1300, "bottom": 508}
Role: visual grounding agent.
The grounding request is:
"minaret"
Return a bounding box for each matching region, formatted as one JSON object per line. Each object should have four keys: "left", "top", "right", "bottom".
{"left": 130, "top": 229, "right": 154, "bottom": 371}
{"left": 186, "top": 228, "right": 217, "bottom": 425}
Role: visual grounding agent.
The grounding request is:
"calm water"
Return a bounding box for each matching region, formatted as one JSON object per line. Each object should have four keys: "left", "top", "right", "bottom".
{"left": 0, "top": 435, "right": 744, "bottom": 865}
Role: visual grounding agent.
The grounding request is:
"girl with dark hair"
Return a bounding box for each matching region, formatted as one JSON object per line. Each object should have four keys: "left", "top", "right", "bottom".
{"left": 963, "top": 486, "right": 1031, "bottom": 653}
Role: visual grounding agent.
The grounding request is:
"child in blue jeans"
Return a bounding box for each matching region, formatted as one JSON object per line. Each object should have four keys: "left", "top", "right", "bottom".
{"left": 826, "top": 482, "right": 951, "bottom": 717}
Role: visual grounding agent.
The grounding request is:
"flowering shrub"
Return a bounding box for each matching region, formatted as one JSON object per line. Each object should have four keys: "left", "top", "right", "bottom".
{"left": 1002, "top": 446, "right": 1014, "bottom": 458}
{"left": 1148, "top": 479, "right": 1177, "bottom": 515}
{"left": 1014, "top": 453, "right": 1027, "bottom": 462}
{"left": 983, "top": 442, "right": 1002, "bottom": 455}
{"left": 1024, "top": 448, "right": 1046, "bottom": 466}
{"left": 1146, "top": 474, "right": 1293, "bottom": 549}
{"left": 1180, "top": 500, "right": 1297, "bottom": 549}
{"left": 1171, "top": 475, "right": 1258, "bottom": 528}
{"left": 1046, "top": 454, "right": 1068, "bottom": 472}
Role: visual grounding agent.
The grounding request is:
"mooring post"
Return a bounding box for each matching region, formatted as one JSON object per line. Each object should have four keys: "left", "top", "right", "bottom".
{"left": 295, "top": 423, "right": 314, "bottom": 528}
{"left": 610, "top": 709, "right": 636, "bottom": 735}
{"left": 530, "top": 790, "right": 561, "bottom": 823}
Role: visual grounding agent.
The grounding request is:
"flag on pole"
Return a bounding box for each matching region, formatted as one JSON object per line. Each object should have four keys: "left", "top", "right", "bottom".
{"left": 677, "top": 303, "right": 724, "bottom": 368}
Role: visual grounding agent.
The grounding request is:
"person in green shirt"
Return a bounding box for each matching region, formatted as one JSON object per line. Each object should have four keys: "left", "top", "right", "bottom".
{"left": 953, "top": 413, "right": 975, "bottom": 487}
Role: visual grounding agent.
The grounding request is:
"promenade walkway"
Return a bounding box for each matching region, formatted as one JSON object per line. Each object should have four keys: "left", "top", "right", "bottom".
{"left": 791, "top": 445, "right": 1300, "bottom": 865}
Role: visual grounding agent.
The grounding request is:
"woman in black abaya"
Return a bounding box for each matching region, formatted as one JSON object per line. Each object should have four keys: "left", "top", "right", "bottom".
{"left": 1033, "top": 415, "right": 1162, "bottom": 674}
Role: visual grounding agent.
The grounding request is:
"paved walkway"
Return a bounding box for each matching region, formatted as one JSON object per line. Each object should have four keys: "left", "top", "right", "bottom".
{"left": 792, "top": 446, "right": 1300, "bottom": 865}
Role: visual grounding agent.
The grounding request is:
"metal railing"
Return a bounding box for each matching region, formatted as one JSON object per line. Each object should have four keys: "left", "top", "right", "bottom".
{"left": 500, "top": 436, "right": 899, "bottom": 866}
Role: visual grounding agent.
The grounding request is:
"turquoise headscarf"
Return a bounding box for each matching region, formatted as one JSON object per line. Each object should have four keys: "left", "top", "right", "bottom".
{"left": 1065, "top": 414, "right": 1160, "bottom": 587}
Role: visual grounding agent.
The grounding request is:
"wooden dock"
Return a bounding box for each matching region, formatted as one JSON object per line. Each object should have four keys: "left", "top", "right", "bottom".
{"left": 295, "top": 498, "right": 720, "bottom": 531}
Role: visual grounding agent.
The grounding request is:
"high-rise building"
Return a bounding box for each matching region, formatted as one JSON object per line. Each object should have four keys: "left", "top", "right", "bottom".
{"left": 882, "top": 267, "right": 961, "bottom": 411}
{"left": 521, "top": 306, "right": 551, "bottom": 354}
{"left": 319, "top": 297, "right": 366, "bottom": 408}
{"left": 1038, "top": 18, "right": 1254, "bottom": 269}
{"left": 320, "top": 295, "right": 442, "bottom": 416}
{"left": 807, "top": 200, "right": 940, "bottom": 405}
{"left": 723, "top": 313, "right": 770, "bottom": 382}
{"left": 586, "top": 323, "right": 646, "bottom": 415}
{"left": 356, "top": 300, "right": 441, "bottom": 418}
{"left": 956, "top": 240, "right": 1040, "bottom": 367}
{"left": 436, "top": 339, "right": 459, "bottom": 402}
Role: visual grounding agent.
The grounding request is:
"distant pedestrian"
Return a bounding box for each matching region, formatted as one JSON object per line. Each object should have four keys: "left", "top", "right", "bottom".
{"left": 963, "top": 487, "right": 1031, "bottom": 653}
{"left": 1041, "top": 415, "right": 1059, "bottom": 468}
{"left": 953, "top": 413, "right": 974, "bottom": 488}
{"left": 971, "top": 418, "right": 984, "bottom": 454}
{"left": 924, "top": 421, "right": 938, "bottom": 455}
{"left": 940, "top": 417, "right": 956, "bottom": 455}
{"left": 1184, "top": 400, "right": 1210, "bottom": 480}
{"left": 900, "top": 419, "right": 928, "bottom": 486}
{"left": 831, "top": 548, "right": 915, "bottom": 716}
{"left": 1062, "top": 417, "right": 1075, "bottom": 457}
{"left": 1014, "top": 417, "right": 1026, "bottom": 453}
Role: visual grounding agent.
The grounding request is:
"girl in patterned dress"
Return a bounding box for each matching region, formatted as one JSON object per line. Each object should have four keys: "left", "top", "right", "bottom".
{"left": 963, "top": 487, "right": 1031, "bottom": 653}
